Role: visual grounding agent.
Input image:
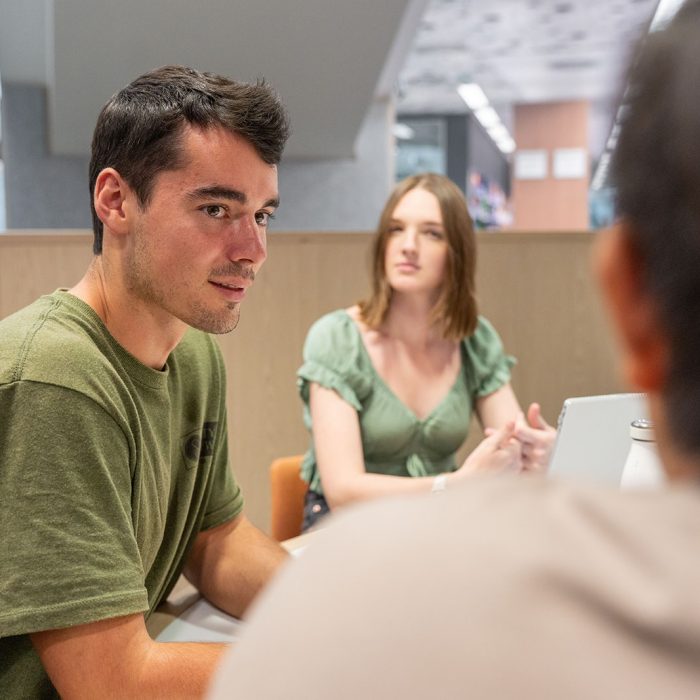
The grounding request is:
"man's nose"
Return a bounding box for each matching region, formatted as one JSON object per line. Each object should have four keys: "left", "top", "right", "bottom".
{"left": 228, "top": 217, "right": 267, "bottom": 265}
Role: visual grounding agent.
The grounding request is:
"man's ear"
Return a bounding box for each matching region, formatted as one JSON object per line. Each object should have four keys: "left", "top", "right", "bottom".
{"left": 594, "top": 222, "right": 668, "bottom": 392}
{"left": 93, "top": 168, "right": 134, "bottom": 237}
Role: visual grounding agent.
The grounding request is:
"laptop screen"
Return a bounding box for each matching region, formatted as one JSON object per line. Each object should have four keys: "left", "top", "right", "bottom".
{"left": 547, "top": 393, "right": 649, "bottom": 485}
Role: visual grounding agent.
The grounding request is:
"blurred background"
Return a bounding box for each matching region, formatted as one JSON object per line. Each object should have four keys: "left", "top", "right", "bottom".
{"left": 0, "top": 0, "right": 682, "bottom": 234}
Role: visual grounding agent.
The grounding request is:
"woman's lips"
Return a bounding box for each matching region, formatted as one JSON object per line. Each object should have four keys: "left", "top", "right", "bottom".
{"left": 395, "top": 262, "right": 420, "bottom": 272}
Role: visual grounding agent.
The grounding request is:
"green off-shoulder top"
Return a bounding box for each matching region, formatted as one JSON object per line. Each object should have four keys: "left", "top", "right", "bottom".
{"left": 297, "top": 310, "right": 516, "bottom": 495}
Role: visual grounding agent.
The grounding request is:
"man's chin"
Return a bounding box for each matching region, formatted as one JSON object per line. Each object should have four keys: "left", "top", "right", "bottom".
{"left": 187, "top": 308, "right": 241, "bottom": 335}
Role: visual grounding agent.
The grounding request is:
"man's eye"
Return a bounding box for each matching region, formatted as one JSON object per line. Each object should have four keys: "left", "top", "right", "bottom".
{"left": 203, "top": 205, "right": 226, "bottom": 218}
{"left": 255, "top": 211, "right": 274, "bottom": 226}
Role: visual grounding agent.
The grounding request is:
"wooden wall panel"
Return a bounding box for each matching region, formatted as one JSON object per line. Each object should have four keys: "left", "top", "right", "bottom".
{"left": 0, "top": 231, "right": 623, "bottom": 531}
{"left": 0, "top": 233, "right": 93, "bottom": 316}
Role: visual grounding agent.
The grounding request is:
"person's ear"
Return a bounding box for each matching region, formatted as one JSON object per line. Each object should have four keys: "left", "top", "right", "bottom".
{"left": 593, "top": 222, "right": 668, "bottom": 392}
{"left": 93, "top": 168, "right": 135, "bottom": 237}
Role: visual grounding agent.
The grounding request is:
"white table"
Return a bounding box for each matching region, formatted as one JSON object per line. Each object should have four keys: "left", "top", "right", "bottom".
{"left": 148, "top": 530, "right": 315, "bottom": 642}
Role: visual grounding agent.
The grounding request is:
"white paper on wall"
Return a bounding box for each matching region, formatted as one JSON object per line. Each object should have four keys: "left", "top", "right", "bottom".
{"left": 553, "top": 148, "right": 587, "bottom": 179}
{"left": 514, "top": 149, "right": 548, "bottom": 180}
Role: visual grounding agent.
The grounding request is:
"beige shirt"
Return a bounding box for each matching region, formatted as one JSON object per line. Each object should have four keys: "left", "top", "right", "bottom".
{"left": 210, "top": 473, "right": 700, "bottom": 699}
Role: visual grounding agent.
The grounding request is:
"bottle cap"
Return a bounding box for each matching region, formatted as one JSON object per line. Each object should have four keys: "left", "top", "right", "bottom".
{"left": 630, "top": 418, "right": 655, "bottom": 441}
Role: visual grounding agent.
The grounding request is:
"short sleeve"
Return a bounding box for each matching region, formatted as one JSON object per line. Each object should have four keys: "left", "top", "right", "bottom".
{"left": 463, "top": 316, "right": 517, "bottom": 398}
{"left": 297, "top": 311, "right": 371, "bottom": 412}
{"left": 0, "top": 381, "right": 148, "bottom": 637}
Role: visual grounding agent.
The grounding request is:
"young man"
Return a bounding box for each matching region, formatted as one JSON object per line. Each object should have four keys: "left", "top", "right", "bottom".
{"left": 0, "top": 65, "right": 290, "bottom": 697}
{"left": 211, "top": 4, "right": 700, "bottom": 698}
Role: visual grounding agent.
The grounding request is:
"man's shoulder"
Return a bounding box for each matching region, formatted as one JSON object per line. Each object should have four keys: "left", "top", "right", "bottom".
{"left": 0, "top": 292, "right": 118, "bottom": 388}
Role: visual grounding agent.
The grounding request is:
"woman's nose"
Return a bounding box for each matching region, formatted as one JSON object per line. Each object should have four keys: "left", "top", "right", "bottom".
{"left": 401, "top": 229, "right": 418, "bottom": 253}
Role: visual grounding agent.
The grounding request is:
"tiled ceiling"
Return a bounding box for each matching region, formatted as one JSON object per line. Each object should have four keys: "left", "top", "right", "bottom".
{"left": 397, "top": 0, "right": 660, "bottom": 162}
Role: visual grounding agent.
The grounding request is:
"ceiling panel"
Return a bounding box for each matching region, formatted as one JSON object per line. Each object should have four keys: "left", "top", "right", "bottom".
{"left": 40, "top": 0, "right": 420, "bottom": 159}
{"left": 397, "top": 0, "right": 659, "bottom": 160}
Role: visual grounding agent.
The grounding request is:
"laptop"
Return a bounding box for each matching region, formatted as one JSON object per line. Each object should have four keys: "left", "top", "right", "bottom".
{"left": 547, "top": 393, "right": 649, "bottom": 486}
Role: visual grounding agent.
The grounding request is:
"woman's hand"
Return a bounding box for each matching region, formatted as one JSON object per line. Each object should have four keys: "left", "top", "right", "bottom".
{"left": 454, "top": 421, "right": 523, "bottom": 479}
{"left": 512, "top": 403, "right": 556, "bottom": 473}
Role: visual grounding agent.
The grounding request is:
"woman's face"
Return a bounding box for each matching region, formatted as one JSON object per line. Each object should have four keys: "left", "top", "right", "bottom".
{"left": 384, "top": 187, "right": 449, "bottom": 299}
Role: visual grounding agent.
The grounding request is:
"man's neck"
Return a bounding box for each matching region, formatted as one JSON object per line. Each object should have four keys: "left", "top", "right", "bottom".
{"left": 70, "top": 258, "right": 186, "bottom": 370}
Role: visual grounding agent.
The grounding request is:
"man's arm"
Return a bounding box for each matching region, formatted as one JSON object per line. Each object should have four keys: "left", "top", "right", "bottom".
{"left": 30, "top": 517, "right": 286, "bottom": 699}
{"left": 31, "top": 614, "right": 225, "bottom": 699}
{"left": 184, "top": 513, "right": 288, "bottom": 619}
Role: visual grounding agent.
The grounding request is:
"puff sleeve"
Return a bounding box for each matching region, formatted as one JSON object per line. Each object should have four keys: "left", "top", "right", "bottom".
{"left": 463, "top": 316, "right": 517, "bottom": 398}
{"left": 297, "top": 311, "right": 372, "bottom": 413}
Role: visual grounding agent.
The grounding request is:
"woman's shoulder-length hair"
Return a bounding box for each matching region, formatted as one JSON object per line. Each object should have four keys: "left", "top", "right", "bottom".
{"left": 358, "top": 173, "right": 478, "bottom": 340}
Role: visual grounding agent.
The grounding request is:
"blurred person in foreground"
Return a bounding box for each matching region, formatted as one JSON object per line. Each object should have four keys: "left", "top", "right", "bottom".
{"left": 210, "top": 4, "right": 700, "bottom": 697}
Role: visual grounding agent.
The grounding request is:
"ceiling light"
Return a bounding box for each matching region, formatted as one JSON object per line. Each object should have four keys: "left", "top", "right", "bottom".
{"left": 649, "top": 0, "right": 685, "bottom": 32}
{"left": 392, "top": 123, "right": 415, "bottom": 140}
{"left": 591, "top": 152, "right": 612, "bottom": 191}
{"left": 475, "top": 106, "right": 500, "bottom": 130}
{"left": 457, "top": 83, "right": 489, "bottom": 111}
{"left": 496, "top": 137, "right": 516, "bottom": 154}
{"left": 487, "top": 124, "right": 509, "bottom": 141}
{"left": 606, "top": 123, "right": 620, "bottom": 151}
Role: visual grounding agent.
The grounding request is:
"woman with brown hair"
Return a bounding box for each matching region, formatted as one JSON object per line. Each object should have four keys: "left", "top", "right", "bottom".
{"left": 298, "top": 173, "right": 554, "bottom": 530}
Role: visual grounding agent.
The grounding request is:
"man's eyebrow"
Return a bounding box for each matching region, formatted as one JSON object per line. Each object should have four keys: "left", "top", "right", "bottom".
{"left": 186, "top": 186, "right": 247, "bottom": 203}
{"left": 186, "top": 187, "right": 279, "bottom": 210}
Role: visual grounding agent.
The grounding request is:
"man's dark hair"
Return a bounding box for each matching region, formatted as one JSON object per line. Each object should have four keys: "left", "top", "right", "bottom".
{"left": 89, "top": 65, "right": 290, "bottom": 253}
{"left": 613, "top": 0, "right": 700, "bottom": 456}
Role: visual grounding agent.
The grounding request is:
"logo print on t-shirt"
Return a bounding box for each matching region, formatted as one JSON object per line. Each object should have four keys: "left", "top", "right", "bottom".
{"left": 181, "top": 421, "right": 217, "bottom": 469}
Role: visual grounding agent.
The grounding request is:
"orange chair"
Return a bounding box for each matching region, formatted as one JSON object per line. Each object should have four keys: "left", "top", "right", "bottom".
{"left": 269, "top": 455, "right": 307, "bottom": 542}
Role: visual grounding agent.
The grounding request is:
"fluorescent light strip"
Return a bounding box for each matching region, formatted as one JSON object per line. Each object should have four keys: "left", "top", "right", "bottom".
{"left": 592, "top": 2, "right": 683, "bottom": 191}
{"left": 650, "top": 0, "right": 685, "bottom": 32}
{"left": 475, "top": 106, "right": 501, "bottom": 130}
{"left": 458, "top": 82, "right": 516, "bottom": 155}
{"left": 457, "top": 83, "right": 489, "bottom": 110}
{"left": 487, "top": 124, "right": 509, "bottom": 140}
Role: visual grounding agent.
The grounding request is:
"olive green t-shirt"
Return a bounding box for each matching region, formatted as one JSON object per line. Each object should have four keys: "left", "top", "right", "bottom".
{"left": 0, "top": 291, "right": 243, "bottom": 699}
{"left": 297, "top": 310, "right": 515, "bottom": 493}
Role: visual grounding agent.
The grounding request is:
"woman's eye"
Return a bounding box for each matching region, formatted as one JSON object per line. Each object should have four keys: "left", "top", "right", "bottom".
{"left": 203, "top": 205, "right": 226, "bottom": 218}
{"left": 425, "top": 229, "right": 443, "bottom": 240}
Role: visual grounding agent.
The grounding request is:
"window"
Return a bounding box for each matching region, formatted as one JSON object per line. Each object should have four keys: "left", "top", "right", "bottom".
{"left": 394, "top": 118, "right": 446, "bottom": 182}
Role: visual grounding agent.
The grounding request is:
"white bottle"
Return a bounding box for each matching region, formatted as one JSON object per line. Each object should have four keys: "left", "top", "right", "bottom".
{"left": 620, "top": 419, "right": 665, "bottom": 490}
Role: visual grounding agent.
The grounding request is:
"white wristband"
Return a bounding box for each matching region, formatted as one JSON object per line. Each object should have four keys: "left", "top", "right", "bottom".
{"left": 431, "top": 474, "right": 448, "bottom": 494}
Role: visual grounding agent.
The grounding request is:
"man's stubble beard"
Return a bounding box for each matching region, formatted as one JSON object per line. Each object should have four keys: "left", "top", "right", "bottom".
{"left": 124, "top": 225, "right": 242, "bottom": 335}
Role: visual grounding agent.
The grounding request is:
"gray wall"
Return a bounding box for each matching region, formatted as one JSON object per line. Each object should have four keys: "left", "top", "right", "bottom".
{"left": 445, "top": 115, "right": 468, "bottom": 193}
{"left": 274, "top": 98, "right": 395, "bottom": 232}
{"left": 2, "top": 82, "right": 91, "bottom": 229}
{"left": 1, "top": 83, "right": 394, "bottom": 232}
